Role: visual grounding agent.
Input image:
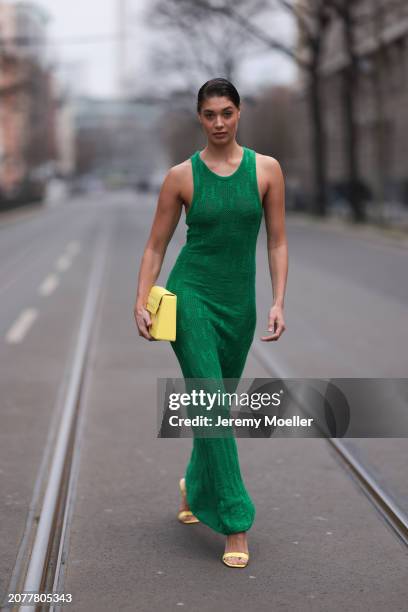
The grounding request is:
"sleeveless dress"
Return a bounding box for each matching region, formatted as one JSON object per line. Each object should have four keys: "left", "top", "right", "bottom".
{"left": 166, "top": 145, "right": 263, "bottom": 535}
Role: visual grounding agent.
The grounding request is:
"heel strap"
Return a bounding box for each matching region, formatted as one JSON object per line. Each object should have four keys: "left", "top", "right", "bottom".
{"left": 178, "top": 510, "right": 193, "bottom": 518}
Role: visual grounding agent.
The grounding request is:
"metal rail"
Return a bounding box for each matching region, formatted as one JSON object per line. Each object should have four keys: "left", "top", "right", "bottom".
{"left": 251, "top": 343, "right": 408, "bottom": 548}
{"left": 12, "top": 224, "right": 109, "bottom": 612}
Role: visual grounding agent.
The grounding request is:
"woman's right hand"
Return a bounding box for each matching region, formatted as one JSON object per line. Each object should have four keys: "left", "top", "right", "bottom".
{"left": 134, "top": 301, "right": 155, "bottom": 341}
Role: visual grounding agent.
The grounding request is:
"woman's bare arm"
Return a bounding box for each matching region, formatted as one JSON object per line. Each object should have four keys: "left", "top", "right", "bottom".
{"left": 133, "top": 165, "right": 185, "bottom": 340}
{"left": 260, "top": 157, "right": 288, "bottom": 342}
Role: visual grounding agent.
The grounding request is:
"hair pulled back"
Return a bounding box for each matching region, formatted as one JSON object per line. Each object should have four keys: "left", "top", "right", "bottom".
{"left": 197, "top": 78, "right": 240, "bottom": 114}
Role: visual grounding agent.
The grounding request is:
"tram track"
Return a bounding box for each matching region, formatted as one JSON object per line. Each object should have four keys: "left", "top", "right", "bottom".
{"left": 2, "top": 209, "right": 406, "bottom": 610}
{"left": 173, "top": 226, "right": 408, "bottom": 549}
{"left": 251, "top": 343, "right": 408, "bottom": 549}
{"left": 2, "top": 221, "right": 110, "bottom": 612}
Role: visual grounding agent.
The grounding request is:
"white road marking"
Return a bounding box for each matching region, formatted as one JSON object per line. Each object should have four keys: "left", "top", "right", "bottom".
{"left": 66, "top": 241, "right": 81, "bottom": 256}
{"left": 55, "top": 255, "right": 72, "bottom": 271}
{"left": 39, "top": 240, "right": 80, "bottom": 294}
{"left": 38, "top": 274, "right": 59, "bottom": 296}
{"left": 5, "top": 308, "right": 38, "bottom": 344}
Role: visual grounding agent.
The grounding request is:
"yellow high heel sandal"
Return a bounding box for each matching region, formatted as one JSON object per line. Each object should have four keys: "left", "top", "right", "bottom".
{"left": 177, "top": 477, "right": 200, "bottom": 524}
{"left": 222, "top": 551, "right": 250, "bottom": 568}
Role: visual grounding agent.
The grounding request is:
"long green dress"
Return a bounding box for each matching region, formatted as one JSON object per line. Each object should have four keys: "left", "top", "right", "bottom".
{"left": 166, "top": 145, "right": 263, "bottom": 535}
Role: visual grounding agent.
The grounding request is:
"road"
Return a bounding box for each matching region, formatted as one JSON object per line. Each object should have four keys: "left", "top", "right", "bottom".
{"left": 1, "top": 191, "right": 407, "bottom": 611}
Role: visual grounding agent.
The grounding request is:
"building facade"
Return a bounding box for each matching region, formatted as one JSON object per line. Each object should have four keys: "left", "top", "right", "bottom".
{"left": 294, "top": 0, "right": 408, "bottom": 213}
{"left": 0, "top": 0, "right": 53, "bottom": 205}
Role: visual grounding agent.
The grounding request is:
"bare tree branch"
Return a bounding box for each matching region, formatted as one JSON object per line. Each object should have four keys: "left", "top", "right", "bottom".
{"left": 145, "top": 0, "right": 274, "bottom": 91}
{"left": 194, "top": 0, "right": 312, "bottom": 69}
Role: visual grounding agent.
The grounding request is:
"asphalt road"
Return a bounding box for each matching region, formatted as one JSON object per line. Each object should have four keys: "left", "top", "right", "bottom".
{"left": 1, "top": 191, "right": 408, "bottom": 611}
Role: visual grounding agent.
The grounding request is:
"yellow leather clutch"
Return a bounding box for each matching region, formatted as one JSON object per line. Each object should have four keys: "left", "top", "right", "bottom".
{"left": 146, "top": 285, "right": 177, "bottom": 341}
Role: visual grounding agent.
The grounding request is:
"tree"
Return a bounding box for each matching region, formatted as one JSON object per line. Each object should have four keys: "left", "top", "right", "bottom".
{"left": 325, "top": 0, "right": 366, "bottom": 221}
{"left": 193, "top": 0, "right": 332, "bottom": 217}
{"left": 145, "top": 0, "right": 270, "bottom": 97}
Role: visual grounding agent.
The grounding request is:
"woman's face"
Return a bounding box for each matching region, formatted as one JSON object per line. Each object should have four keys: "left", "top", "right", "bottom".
{"left": 198, "top": 96, "right": 240, "bottom": 145}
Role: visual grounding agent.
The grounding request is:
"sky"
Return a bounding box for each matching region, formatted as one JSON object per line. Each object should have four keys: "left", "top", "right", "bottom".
{"left": 32, "top": 0, "right": 297, "bottom": 99}
{"left": 34, "top": 0, "right": 118, "bottom": 97}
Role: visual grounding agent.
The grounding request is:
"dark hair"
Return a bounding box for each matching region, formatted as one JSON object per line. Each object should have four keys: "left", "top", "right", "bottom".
{"left": 197, "top": 78, "right": 240, "bottom": 114}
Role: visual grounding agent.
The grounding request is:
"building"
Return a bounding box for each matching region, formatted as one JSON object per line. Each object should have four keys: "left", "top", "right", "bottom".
{"left": 0, "top": 0, "right": 53, "bottom": 205}
{"left": 72, "top": 96, "right": 168, "bottom": 187}
{"left": 293, "top": 0, "right": 408, "bottom": 215}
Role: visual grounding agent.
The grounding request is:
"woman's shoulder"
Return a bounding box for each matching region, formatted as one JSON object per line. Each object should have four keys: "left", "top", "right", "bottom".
{"left": 249, "top": 148, "right": 279, "bottom": 164}
{"left": 250, "top": 150, "right": 283, "bottom": 173}
{"left": 167, "top": 156, "right": 195, "bottom": 180}
{"left": 170, "top": 147, "right": 201, "bottom": 175}
{"left": 162, "top": 156, "right": 195, "bottom": 194}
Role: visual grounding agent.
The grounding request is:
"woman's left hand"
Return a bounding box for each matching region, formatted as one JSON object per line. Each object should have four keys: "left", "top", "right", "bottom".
{"left": 260, "top": 304, "right": 286, "bottom": 341}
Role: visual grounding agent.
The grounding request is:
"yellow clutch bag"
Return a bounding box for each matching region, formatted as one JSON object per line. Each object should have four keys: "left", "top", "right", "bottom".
{"left": 146, "top": 285, "right": 177, "bottom": 341}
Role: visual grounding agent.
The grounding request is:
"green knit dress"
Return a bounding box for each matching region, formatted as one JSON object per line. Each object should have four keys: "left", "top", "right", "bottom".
{"left": 166, "top": 145, "right": 263, "bottom": 535}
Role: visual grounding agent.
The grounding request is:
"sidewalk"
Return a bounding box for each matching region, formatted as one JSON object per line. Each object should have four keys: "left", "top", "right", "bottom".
{"left": 0, "top": 202, "right": 45, "bottom": 228}
{"left": 288, "top": 210, "right": 408, "bottom": 250}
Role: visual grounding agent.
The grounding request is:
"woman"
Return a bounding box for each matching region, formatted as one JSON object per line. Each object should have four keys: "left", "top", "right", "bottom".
{"left": 134, "top": 78, "right": 288, "bottom": 568}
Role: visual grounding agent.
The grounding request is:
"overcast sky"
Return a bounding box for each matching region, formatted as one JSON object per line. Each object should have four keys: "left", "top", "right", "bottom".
{"left": 34, "top": 0, "right": 296, "bottom": 99}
